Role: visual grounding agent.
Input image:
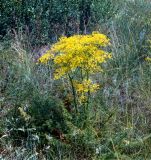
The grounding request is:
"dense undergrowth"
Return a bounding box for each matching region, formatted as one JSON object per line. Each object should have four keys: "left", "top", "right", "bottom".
{"left": 1, "top": 0, "right": 151, "bottom": 159}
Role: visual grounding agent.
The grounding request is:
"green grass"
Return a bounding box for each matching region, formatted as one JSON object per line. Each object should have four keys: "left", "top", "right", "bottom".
{"left": 1, "top": 0, "right": 151, "bottom": 159}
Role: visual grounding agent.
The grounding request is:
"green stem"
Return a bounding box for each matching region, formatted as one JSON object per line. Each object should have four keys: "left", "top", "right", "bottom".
{"left": 80, "top": 68, "right": 84, "bottom": 81}
{"left": 68, "top": 74, "right": 78, "bottom": 113}
{"left": 84, "top": 70, "right": 90, "bottom": 126}
{"left": 86, "top": 70, "right": 90, "bottom": 110}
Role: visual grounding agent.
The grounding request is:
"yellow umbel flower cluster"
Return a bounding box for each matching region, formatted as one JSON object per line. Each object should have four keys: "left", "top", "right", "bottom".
{"left": 73, "top": 79, "right": 99, "bottom": 102}
{"left": 38, "top": 31, "right": 111, "bottom": 79}
{"left": 74, "top": 79, "right": 100, "bottom": 102}
{"left": 74, "top": 79, "right": 99, "bottom": 93}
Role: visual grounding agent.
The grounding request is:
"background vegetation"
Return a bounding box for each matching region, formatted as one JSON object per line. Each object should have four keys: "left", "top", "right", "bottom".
{"left": 0, "top": 0, "right": 151, "bottom": 159}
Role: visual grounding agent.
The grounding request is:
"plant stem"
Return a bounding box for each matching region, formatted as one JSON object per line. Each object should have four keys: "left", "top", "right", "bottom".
{"left": 86, "top": 70, "right": 90, "bottom": 110}
{"left": 68, "top": 74, "right": 78, "bottom": 113}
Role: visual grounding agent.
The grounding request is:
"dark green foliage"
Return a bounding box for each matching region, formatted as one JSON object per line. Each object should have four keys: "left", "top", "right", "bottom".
{"left": 0, "top": 0, "right": 117, "bottom": 46}
{"left": 6, "top": 94, "right": 70, "bottom": 147}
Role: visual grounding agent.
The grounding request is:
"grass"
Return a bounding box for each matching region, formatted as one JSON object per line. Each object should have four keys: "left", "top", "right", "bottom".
{"left": 1, "top": 0, "right": 151, "bottom": 159}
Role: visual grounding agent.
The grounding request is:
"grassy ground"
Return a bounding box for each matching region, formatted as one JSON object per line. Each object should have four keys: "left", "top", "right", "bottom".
{"left": 1, "top": 0, "right": 151, "bottom": 159}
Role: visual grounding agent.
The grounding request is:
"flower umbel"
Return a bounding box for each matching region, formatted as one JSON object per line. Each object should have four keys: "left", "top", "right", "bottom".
{"left": 38, "top": 32, "right": 111, "bottom": 79}
{"left": 73, "top": 79, "right": 99, "bottom": 94}
{"left": 73, "top": 79, "right": 100, "bottom": 102}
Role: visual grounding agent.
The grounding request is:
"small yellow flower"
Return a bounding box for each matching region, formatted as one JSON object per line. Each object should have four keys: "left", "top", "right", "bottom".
{"left": 73, "top": 79, "right": 100, "bottom": 95}
{"left": 79, "top": 94, "right": 87, "bottom": 103}
{"left": 145, "top": 57, "right": 151, "bottom": 62}
{"left": 38, "top": 51, "right": 54, "bottom": 64}
{"left": 18, "top": 107, "right": 31, "bottom": 121}
{"left": 123, "top": 140, "right": 130, "bottom": 145}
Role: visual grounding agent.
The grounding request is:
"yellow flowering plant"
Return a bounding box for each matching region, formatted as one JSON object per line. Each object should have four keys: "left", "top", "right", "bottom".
{"left": 38, "top": 32, "right": 111, "bottom": 112}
